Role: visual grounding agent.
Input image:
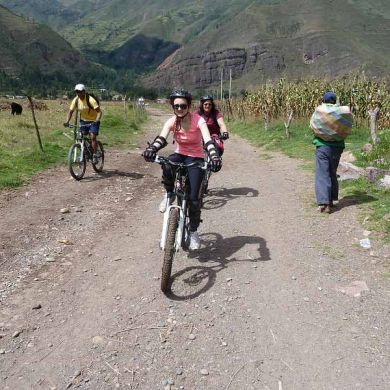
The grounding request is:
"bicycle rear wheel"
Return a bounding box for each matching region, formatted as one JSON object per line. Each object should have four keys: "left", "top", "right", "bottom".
{"left": 161, "top": 207, "right": 179, "bottom": 293}
{"left": 68, "top": 143, "right": 86, "bottom": 180}
{"left": 92, "top": 141, "right": 104, "bottom": 173}
{"left": 199, "top": 170, "right": 211, "bottom": 208}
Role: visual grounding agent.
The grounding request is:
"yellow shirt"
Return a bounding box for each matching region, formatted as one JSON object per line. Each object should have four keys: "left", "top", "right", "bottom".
{"left": 70, "top": 95, "right": 99, "bottom": 121}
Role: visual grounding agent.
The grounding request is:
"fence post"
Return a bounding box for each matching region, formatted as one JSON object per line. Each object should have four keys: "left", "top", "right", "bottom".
{"left": 264, "top": 112, "right": 269, "bottom": 131}
{"left": 368, "top": 107, "right": 380, "bottom": 144}
{"left": 227, "top": 98, "right": 233, "bottom": 119}
{"left": 124, "top": 95, "right": 128, "bottom": 121}
{"left": 284, "top": 110, "right": 293, "bottom": 139}
{"left": 27, "top": 96, "right": 43, "bottom": 152}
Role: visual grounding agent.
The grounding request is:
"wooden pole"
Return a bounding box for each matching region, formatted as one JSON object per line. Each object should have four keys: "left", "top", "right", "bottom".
{"left": 27, "top": 96, "right": 43, "bottom": 152}
{"left": 124, "top": 94, "right": 128, "bottom": 121}
{"left": 368, "top": 107, "right": 380, "bottom": 144}
{"left": 284, "top": 110, "right": 293, "bottom": 139}
{"left": 264, "top": 112, "right": 268, "bottom": 131}
{"left": 227, "top": 98, "right": 233, "bottom": 118}
{"left": 220, "top": 69, "right": 223, "bottom": 101}
{"left": 229, "top": 69, "right": 232, "bottom": 101}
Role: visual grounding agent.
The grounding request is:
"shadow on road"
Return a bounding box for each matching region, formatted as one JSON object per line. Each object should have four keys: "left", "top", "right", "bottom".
{"left": 334, "top": 191, "right": 377, "bottom": 212}
{"left": 202, "top": 186, "right": 259, "bottom": 210}
{"left": 167, "top": 233, "right": 270, "bottom": 301}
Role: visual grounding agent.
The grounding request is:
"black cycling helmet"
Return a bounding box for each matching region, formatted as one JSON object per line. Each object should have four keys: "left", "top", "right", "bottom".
{"left": 200, "top": 95, "right": 214, "bottom": 103}
{"left": 169, "top": 89, "right": 192, "bottom": 105}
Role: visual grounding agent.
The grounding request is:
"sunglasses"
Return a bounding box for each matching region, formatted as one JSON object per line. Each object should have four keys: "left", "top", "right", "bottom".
{"left": 173, "top": 104, "right": 188, "bottom": 110}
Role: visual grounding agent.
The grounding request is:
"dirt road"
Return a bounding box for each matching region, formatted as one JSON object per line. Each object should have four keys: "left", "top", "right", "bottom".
{"left": 0, "top": 108, "right": 389, "bottom": 390}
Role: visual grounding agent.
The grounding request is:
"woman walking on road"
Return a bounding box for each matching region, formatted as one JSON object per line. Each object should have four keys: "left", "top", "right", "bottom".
{"left": 142, "top": 90, "right": 222, "bottom": 250}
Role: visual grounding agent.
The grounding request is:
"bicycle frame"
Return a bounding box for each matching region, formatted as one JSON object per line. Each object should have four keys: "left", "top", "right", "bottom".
{"left": 68, "top": 124, "right": 93, "bottom": 162}
{"left": 66, "top": 122, "right": 104, "bottom": 180}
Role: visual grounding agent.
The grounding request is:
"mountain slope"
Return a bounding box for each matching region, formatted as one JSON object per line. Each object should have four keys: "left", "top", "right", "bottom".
{"left": 0, "top": 5, "right": 108, "bottom": 88}
{"left": 88, "top": 34, "right": 180, "bottom": 72}
{"left": 1, "top": 0, "right": 390, "bottom": 91}
{"left": 0, "top": 0, "right": 93, "bottom": 30}
{"left": 143, "top": 0, "right": 390, "bottom": 90}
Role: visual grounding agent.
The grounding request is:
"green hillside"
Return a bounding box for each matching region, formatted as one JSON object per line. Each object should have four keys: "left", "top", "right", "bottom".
{"left": 88, "top": 34, "right": 180, "bottom": 72}
{"left": 1, "top": 0, "right": 390, "bottom": 91}
{"left": 0, "top": 5, "right": 114, "bottom": 94}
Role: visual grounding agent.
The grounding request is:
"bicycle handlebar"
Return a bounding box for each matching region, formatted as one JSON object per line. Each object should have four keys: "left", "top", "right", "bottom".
{"left": 154, "top": 155, "right": 208, "bottom": 170}
{"left": 64, "top": 123, "right": 93, "bottom": 129}
{"left": 213, "top": 133, "right": 228, "bottom": 141}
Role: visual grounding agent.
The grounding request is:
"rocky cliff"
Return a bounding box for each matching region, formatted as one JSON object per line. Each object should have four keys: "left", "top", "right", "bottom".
{"left": 144, "top": 43, "right": 287, "bottom": 90}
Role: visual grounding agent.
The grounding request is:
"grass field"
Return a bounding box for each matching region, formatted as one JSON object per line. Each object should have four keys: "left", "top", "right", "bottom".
{"left": 230, "top": 118, "right": 390, "bottom": 240}
{"left": 0, "top": 99, "right": 146, "bottom": 188}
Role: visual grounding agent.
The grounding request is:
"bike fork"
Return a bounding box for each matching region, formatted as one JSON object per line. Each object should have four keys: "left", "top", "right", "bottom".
{"left": 175, "top": 200, "right": 187, "bottom": 250}
{"left": 73, "top": 142, "right": 84, "bottom": 163}
{"left": 160, "top": 204, "right": 182, "bottom": 251}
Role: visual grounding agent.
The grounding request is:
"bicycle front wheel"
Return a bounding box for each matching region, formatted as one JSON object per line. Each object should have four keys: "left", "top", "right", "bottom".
{"left": 92, "top": 141, "right": 104, "bottom": 173}
{"left": 68, "top": 143, "right": 86, "bottom": 180}
{"left": 161, "top": 207, "right": 179, "bottom": 293}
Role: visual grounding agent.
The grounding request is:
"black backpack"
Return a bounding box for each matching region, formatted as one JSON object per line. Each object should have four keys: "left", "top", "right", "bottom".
{"left": 86, "top": 93, "right": 100, "bottom": 109}
{"left": 76, "top": 93, "right": 100, "bottom": 110}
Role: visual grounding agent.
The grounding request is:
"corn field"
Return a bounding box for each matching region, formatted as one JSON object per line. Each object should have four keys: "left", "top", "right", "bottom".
{"left": 221, "top": 74, "right": 390, "bottom": 130}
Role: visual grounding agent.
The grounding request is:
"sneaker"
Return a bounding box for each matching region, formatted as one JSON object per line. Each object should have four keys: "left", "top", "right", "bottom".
{"left": 159, "top": 193, "right": 175, "bottom": 213}
{"left": 189, "top": 231, "right": 201, "bottom": 250}
{"left": 319, "top": 204, "right": 331, "bottom": 214}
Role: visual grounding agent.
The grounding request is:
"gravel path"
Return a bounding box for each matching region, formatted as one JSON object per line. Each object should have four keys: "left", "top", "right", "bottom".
{"left": 0, "top": 108, "right": 389, "bottom": 390}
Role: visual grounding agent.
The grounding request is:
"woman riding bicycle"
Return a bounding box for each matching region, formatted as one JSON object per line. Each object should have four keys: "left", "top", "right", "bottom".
{"left": 143, "top": 90, "right": 222, "bottom": 250}
{"left": 198, "top": 95, "right": 229, "bottom": 156}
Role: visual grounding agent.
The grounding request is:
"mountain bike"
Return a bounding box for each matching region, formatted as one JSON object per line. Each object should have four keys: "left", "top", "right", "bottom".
{"left": 199, "top": 133, "right": 227, "bottom": 207}
{"left": 65, "top": 123, "right": 104, "bottom": 180}
{"left": 154, "top": 156, "right": 207, "bottom": 293}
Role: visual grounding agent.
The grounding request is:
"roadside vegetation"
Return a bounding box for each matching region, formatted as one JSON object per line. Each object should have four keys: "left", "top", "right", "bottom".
{"left": 0, "top": 100, "right": 146, "bottom": 188}
{"left": 228, "top": 75, "right": 390, "bottom": 129}
{"left": 225, "top": 75, "right": 390, "bottom": 239}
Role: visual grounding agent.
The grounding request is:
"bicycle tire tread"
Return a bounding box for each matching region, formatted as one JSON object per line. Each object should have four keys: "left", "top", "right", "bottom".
{"left": 161, "top": 208, "right": 179, "bottom": 293}
{"left": 68, "top": 143, "right": 86, "bottom": 180}
{"left": 92, "top": 141, "right": 105, "bottom": 173}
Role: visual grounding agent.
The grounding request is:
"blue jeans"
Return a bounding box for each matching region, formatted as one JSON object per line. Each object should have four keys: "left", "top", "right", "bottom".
{"left": 315, "top": 146, "right": 343, "bottom": 205}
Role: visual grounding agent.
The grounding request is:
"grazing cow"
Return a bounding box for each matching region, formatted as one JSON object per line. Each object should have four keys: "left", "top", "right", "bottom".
{"left": 11, "top": 102, "right": 23, "bottom": 115}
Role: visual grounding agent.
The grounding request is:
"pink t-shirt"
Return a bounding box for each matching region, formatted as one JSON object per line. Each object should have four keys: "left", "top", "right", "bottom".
{"left": 169, "top": 113, "right": 205, "bottom": 158}
{"left": 199, "top": 110, "right": 223, "bottom": 136}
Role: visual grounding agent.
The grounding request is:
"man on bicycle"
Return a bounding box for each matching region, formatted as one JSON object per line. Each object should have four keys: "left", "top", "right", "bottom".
{"left": 143, "top": 89, "right": 222, "bottom": 250}
{"left": 64, "top": 84, "right": 102, "bottom": 163}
